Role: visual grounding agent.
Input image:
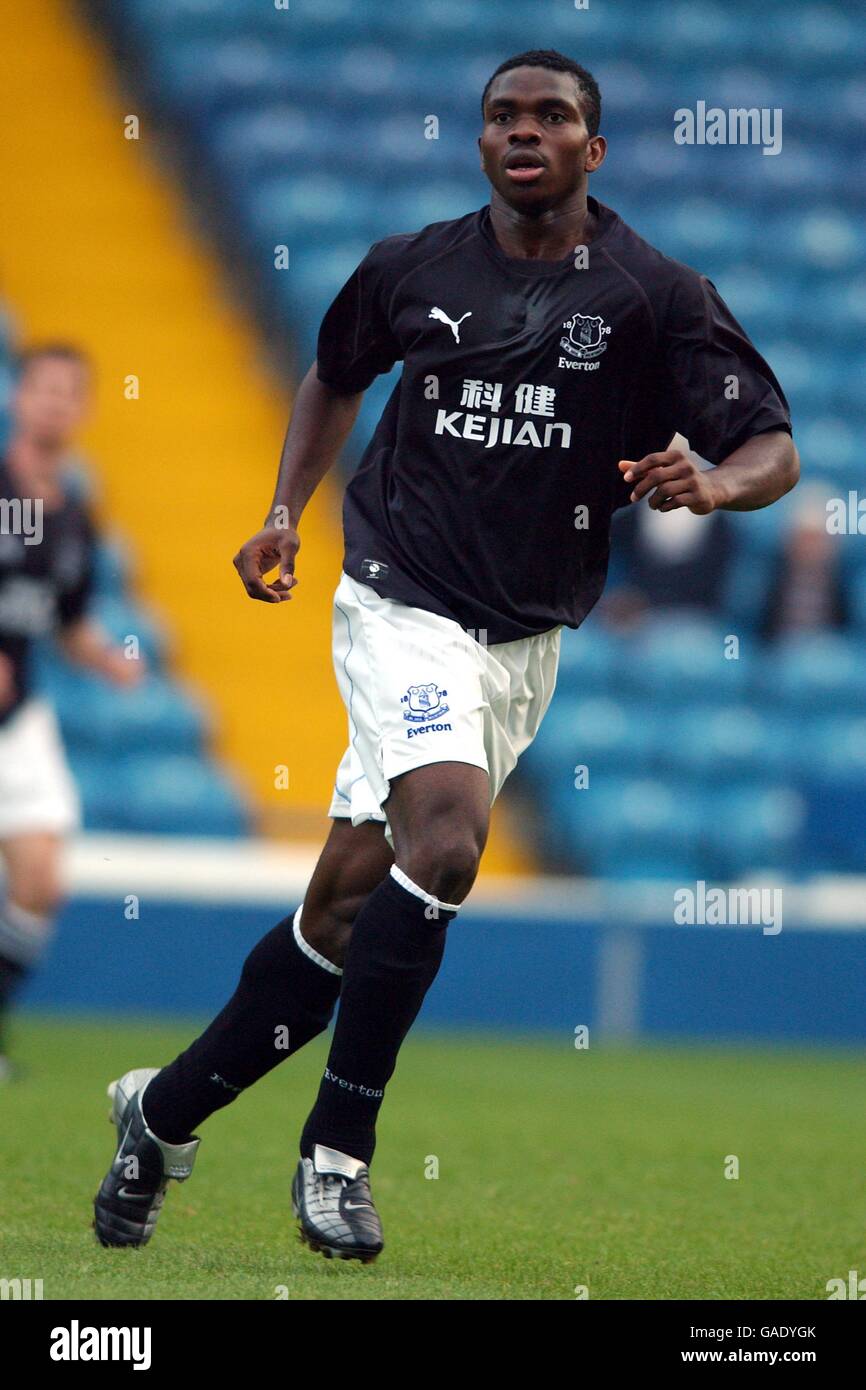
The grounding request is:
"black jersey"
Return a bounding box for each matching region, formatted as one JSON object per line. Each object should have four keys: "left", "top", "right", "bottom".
{"left": 0, "top": 459, "right": 96, "bottom": 725}
{"left": 317, "top": 196, "right": 792, "bottom": 645}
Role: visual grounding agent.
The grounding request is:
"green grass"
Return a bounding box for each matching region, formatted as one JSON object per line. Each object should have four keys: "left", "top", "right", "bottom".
{"left": 1, "top": 1014, "right": 864, "bottom": 1300}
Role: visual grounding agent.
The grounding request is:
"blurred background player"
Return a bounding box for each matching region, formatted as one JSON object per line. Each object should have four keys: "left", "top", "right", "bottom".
{"left": 0, "top": 345, "right": 142, "bottom": 1076}
{"left": 605, "top": 499, "right": 736, "bottom": 630}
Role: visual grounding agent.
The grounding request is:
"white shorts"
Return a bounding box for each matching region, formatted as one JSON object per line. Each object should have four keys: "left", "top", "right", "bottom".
{"left": 327, "top": 571, "right": 562, "bottom": 849}
{"left": 0, "top": 698, "right": 80, "bottom": 840}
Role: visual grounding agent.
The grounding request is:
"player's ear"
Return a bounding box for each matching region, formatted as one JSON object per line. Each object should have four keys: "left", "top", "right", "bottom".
{"left": 585, "top": 135, "right": 607, "bottom": 174}
{"left": 478, "top": 135, "right": 485, "bottom": 170}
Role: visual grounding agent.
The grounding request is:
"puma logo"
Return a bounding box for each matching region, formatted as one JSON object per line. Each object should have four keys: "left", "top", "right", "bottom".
{"left": 429, "top": 306, "right": 472, "bottom": 344}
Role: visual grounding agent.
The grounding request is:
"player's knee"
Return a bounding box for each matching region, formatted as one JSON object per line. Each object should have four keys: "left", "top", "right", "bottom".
{"left": 298, "top": 901, "right": 354, "bottom": 970}
{"left": 401, "top": 834, "right": 482, "bottom": 906}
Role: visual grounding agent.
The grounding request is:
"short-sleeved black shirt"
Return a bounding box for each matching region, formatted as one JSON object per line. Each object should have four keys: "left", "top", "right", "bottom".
{"left": 0, "top": 459, "right": 96, "bottom": 725}
{"left": 317, "top": 197, "right": 792, "bottom": 644}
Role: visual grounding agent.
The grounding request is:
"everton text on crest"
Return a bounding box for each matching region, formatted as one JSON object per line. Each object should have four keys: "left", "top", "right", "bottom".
{"left": 559, "top": 312, "right": 612, "bottom": 370}
{"left": 401, "top": 683, "right": 452, "bottom": 739}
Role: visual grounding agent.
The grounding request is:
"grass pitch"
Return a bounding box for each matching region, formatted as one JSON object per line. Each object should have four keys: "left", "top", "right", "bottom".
{"left": 1, "top": 1014, "right": 864, "bottom": 1300}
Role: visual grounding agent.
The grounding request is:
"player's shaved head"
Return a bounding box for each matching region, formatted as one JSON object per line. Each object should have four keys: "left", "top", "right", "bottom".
{"left": 478, "top": 57, "right": 607, "bottom": 214}
{"left": 481, "top": 50, "right": 601, "bottom": 136}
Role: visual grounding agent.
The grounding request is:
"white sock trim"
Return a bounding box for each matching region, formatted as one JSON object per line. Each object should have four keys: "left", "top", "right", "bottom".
{"left": 292, "top": 904, "right": 342, "bottom": 976}
{"left": 313, "top": 1143, "right": 366, "bottom": 1180}
{"left": 389, "top": 864, "right": 460, "bottom": 915}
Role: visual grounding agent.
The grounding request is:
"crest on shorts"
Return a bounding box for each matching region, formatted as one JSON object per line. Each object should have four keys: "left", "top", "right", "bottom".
{"left": 560, "top": 312, "right": 611, "bottom": 360}
{"left": 401, "top": 683, "right": 450, "bottom": 723}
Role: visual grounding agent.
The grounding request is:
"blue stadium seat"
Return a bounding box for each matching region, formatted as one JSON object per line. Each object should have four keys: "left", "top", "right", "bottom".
{"left": 709, "top": 783, "right": 806, "bottom": 877}
{"left": 799, "top": 714, "right": 866, "bottom": 784}
{"left": 129, "top": 0, "right": 260, "bottom": 25}
{"left": 795, "top": 416, "right": 859, "bottom": 483}
{"left": 767, "top": 6, "right": 866, "bottom": 73}
{"left": 117, "top": 754, "right": 250, "bottom": 835}
{"left": 625, "top": 616, "right": 749, "bottom": 702}
{"left": 813, "top": 277, "right": 866, "bottom": 343}
{"left": 209, "top": 107, "right": 328, "bottom": 186}
{"left": 559, "top": 773, "right": 707, "bottom": 879}
{"left": 244, "top": 173, "right": 376, "bottom": 247}
{"left": 123, "top": 0, "right": 244, "bottom": 38}
{"left": 53, "top": 672, "right": 208, "bottom": 755}
{"left": 65, "top": 752, "right": 129, "bottom": 832}
{"left": 712, "top": 268, "right": 798, "bottom": 339}
{"left": 758, "top": 634, "right": 866, "bottom": 714}
{"left": 91, "top": 536, "right": 132, "bottom": 597}
{"left": 771, "top": 209, "right": 866, "bottom": 271}
{"left": 528, "top": 695, "right": 660, "bottom": 779}
{"left": 759, "top": 341, "right": 843, "bottom": 414}
{"left": 272, "top": 240, "right": 374, "bottom": 335}
{"left": 660, "top": 704, "right": 793, "bottom": 781}
{"left": 144, "top": 39, "right": 297, "bottom": 120}
{"left": 557, "top": 625, "right": 627, "bottom": 688}
{"left": 637, "top": 200, "right": 755, "bottom": 265}
{"left": 388, "top": 182, "right": 479, "bottom": 231}
{"left": 737, "top": 146, "right": 844, "bottom": 205}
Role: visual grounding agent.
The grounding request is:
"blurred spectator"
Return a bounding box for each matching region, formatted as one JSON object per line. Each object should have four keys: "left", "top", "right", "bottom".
{"left": 0, "top": 344, "right": 143, "bottom": 1077}
{"left": 603, "top": 499, "right": 735, "bottom": 629}
{"left": 760, "top": 486, "right": 848, "bottom": 642}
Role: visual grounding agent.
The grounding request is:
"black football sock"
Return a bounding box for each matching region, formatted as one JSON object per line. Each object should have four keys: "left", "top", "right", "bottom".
{"left": 0, "top": 955, "right": 27, "bottom": 1055}
{"left": 299, "top": 866, "right": 459, "bottom": 1167}
{"left": 0, "top": 901, "right": 54, "bottom": 1053}
{"left": 142, "top": 908, "right": 342, "bottom": 1143}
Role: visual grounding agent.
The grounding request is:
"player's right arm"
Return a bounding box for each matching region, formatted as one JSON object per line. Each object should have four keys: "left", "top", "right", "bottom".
{"left": 235, "top": 237, "right": 402, "bottom": 602}
{"left": 233, "top": 363, "right": 364, "bottom": 603}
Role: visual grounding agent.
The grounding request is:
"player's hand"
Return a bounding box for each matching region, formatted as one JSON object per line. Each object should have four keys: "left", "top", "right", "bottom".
{"left": 0, "top": 651, "right": 16, "bottom": 712}
{"left": 102, "top": 648, "right": 147, "bottom": 688}
{"left": 233, "top": 524, "right": 300, "bottom": 603}
{"left": 618, "top": 448, "right": 719, "bottom": 515}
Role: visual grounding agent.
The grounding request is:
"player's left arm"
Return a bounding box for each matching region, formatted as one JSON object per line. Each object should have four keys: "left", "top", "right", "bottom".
{"left": 57, "top": 617, "right": 144, "bottom": 686}
{"left": 54, "top": 512, "right": 144, "bottom": 685}
{"left": 623, "top": 269, "right": 800, "bottom": 515}
{"left": 620, "top": 428, "right": 800, "bottom": 514}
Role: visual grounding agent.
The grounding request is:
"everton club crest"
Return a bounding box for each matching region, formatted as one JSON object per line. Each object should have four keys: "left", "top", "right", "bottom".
{"left": 401, "top": 683, "right": 450, "bottom": 724}
{"left": 560, "top": 312, "right": 611, "bottom": 361}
